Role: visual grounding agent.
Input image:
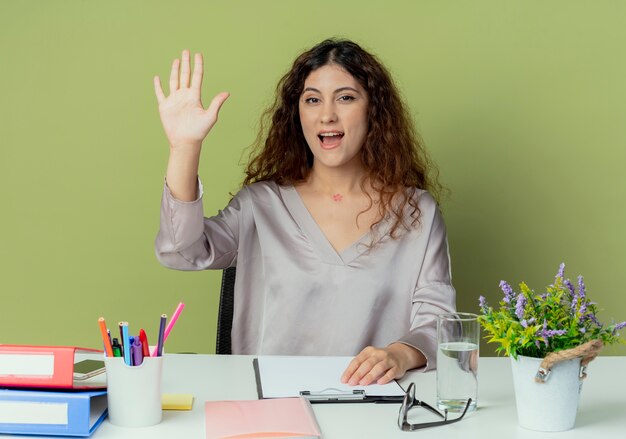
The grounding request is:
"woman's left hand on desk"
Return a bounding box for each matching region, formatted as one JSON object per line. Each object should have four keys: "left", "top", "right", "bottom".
{"left": 340, "top": 343, "right": 425, "bottom": 386}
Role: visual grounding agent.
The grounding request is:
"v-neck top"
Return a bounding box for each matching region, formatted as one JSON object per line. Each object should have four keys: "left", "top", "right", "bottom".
{"left": 156, "top": 180, "right": 456, "bottom": 371}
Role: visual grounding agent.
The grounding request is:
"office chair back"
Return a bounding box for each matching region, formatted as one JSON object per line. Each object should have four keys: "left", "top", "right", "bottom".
{"left": 216, "top": 266, "right": 236, "bottom": 354}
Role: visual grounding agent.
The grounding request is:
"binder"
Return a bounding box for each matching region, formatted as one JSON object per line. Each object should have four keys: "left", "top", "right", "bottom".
{"left": 0, "top": 388, "right": 107, "bottom": 437}
{"left": 253, "top": 356, "right": 405, "bottom": 403}
{"left": 0, "top": 345, "right": 106, "bottom": 389}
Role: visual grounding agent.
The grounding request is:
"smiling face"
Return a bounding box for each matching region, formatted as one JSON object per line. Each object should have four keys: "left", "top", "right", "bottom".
{"left": 298, "top": 64, "right": 369, "bottom": 172}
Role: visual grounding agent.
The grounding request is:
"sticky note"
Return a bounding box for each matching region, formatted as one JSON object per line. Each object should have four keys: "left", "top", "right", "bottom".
{"left": 161, "top": 393, "right": 193, "bottom": 410}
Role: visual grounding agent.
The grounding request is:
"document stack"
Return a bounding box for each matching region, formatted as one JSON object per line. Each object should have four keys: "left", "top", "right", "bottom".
{"left": 0, "top": 344, "right": 108, "bottom": 437}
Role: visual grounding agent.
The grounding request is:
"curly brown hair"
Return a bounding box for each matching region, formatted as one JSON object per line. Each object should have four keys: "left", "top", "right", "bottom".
{"left": 244, "top": 38, "right": 443, "bottom": 238}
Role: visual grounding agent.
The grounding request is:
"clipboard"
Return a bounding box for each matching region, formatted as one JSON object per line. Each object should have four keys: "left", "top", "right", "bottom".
{"left": 253, "top": 356, "right": 405, "bottom": 404}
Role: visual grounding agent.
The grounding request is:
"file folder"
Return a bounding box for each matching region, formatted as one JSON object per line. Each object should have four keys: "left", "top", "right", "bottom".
{"left": 205, "top": 397, "right": 321, "bottom": 439}
{"left": 0, "top": 345, "right": 106, "bottom": 389}
{"left": 0, "top": 388, "right": 107, "bottom": 437}
{"left": 253, "top": 356, "right": 405, "bottom": 403}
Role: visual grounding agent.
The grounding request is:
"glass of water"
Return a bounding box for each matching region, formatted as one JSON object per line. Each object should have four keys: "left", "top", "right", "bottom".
{"left": 437, "top": 312, "right": 479, "bottom": 412}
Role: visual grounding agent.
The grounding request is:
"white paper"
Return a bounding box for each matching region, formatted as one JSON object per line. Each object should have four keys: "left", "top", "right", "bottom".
{"left": 0, "top": 401, "right": 68, "bottom": 425}
{"left": 257, "top": 356, "right": 405, "bottom": 399}
{"left": 0, "top": 354, "right": 54, "bottom": 377}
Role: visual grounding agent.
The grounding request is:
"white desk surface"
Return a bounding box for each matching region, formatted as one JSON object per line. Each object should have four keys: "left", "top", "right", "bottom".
{"left": 46, "top": 355, "right": 626, "bottom": 438}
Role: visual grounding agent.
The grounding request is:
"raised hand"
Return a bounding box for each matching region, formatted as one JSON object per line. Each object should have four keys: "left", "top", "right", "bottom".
{"left": 154, "top": 50, "right": 229, "bottom": 201}
{"left": 154, "top": 50, "right": 229, "bottom": 150}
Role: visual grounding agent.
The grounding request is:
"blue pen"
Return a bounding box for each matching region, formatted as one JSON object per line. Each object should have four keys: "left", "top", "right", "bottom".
{"left": 156, "top": 314, "right": 167, "bottom": 357}
{"left": 128, "top": 336, "right": 135, "bottom": 365}
{"left": 121, "top": 322, "right": 131, "bottom": 366}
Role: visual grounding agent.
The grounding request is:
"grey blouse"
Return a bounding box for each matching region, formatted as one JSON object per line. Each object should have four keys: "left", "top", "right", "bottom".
{"left": 155, "top": 180, "right": 456, "bottom": 371}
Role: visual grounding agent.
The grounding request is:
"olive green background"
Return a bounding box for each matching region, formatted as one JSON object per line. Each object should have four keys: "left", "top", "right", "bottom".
{"left": 1, "top": 1, "right": 625, "bottom": 356}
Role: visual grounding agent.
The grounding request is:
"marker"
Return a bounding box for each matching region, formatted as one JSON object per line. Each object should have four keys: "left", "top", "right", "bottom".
{"left": 98, "top": 318, "right": 114, "bottom": 357}
{"left": 154, "top": 314, "right": 167, "bottom": 357}
{"left": 111, "top": 338, "right": 122, "bottom": 357}
{"left": 132, "top": 337, "right": 143, "bottom": 366}
{"left": 163, "top": 302, "right": 185, "bottom": 343}
{"left": 121, "top": 322, "right": 131, "bottom": 366}
{"left": 118, "top": 322, "right": 125, "bottom": 357}
{"left": 139, "top": 329, "right": 150, "bottom": 358}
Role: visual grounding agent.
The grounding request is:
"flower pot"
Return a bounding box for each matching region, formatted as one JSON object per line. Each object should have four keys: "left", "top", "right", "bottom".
{"left": 510, "top": 355, "right": 583, "bottom": 432}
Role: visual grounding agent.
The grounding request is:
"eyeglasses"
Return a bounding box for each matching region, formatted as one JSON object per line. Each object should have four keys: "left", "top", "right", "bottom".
{"left": 397, "top": 383, "right": 472, "bottom": 431}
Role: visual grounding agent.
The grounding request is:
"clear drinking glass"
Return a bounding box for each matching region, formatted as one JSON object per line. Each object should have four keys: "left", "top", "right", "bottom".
{"left": 436, "top": 312, "right": 479, "bottom": 412}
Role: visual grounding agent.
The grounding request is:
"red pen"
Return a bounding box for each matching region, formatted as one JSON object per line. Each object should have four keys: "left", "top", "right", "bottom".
{"left": 139, "top": 329, "right": 150, "bottom": 357}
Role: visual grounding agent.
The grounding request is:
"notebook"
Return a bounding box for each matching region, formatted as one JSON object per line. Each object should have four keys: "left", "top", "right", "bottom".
{"left": 204, "top": 397, "right": 321, "bottom": 439}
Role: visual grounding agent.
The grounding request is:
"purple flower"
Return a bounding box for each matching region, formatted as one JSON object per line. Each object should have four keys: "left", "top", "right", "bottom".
{"left": 578, "top": 302, "right": 587, "bottom": 321}
{"left": 536, "top": 321, "right": 567, "bottom": 346}
{"left": 588, "top": 313, "right": 602, "bottom": 327}
{"left": 515, "top": 293, "right": 526, "bottom": 320}
{"left": 479, "top": 296, "right": 487, "bottom": 309}
{"left": 521, "top": 319, "right": 528, "bottom": 328}
{"left": 556, "top": 262, "right": 565, "bottom": 279}
{"left": 545, "top": 329, "right": 567, "bottom": 337}
{"left": 570, "top": 294, "right": 579, "bottom": 312}
{"left": 612, "top": 321, "right": 626, "bottom": 335}
{"left": 580, "top": 327, "right": 586, "bottom": 333}
{"left": 500, "top": 280, "right": 515, "bottom": 303}
{"left": 577, "top": 276, "right": 586, "bottom": 299}
{"left": 564, "top": 279, "right": 576, "bottom": 297}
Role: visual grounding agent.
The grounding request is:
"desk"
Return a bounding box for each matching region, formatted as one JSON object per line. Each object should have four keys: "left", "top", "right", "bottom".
{"left": 83, "top": 355, "right": 625, "bottom": 438}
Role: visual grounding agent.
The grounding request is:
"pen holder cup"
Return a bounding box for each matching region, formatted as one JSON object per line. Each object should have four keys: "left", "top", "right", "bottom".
{"left": 104, "top": 356, "right": 163, "bottom": 427}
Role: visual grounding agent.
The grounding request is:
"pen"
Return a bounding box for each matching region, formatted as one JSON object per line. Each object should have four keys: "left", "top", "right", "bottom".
{"left": 132, "top": 336, "right": 143, "bottom": 366}
{"left": 121, "top": 321, "right": 131, "bottom": 366}
{"left": 98, "top": 317, "right": 114, "bottom": 357}
{"left": 154, "top": 314, "right": 167, "bottom": 357}
{"left": 163, "top": 302, "right": 185, "bottom": 343}
{"left": 118, "top": 322, "right": 125, "bottom": 358}
{"left": 129, "top": 336, "right": 135, "bottom": 363}
{"left": 139, "top": 329, "right": 150, "bottom": 357}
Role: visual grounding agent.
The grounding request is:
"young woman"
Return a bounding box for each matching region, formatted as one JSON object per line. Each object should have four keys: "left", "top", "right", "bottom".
{"left": 154, "top": 39, "right": 455, "bottom": 385}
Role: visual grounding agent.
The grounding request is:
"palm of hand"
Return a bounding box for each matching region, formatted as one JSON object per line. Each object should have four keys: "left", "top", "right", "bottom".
{"left": 154, "top": 50, "right": 229, "bottom": 149}
{"left": 158, "top": 89, "right": 213, "bottom": 148}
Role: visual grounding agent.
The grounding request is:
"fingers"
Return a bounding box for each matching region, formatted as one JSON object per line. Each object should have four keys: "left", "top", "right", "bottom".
{"left": 166, "top": 50, "right": 204, "bottom": 93}
{"left": 354, "top": 358, "right": 398, "bottom": 386}
{"left": 180, "top": 50, "right": 191, "bottom": 88}
{"left": 153, "top": 76, "right": 165, "bottom": 104}
{"left": 169, "top": 58, "right": 180, "bottom": 94}
{"left": 376, "top": 367, "right": 398, "bottom": 385}
{"left": 206, "top": 92, "right": 230, "bottom": 119}
{"left": 191, "top": 53, "right": 203, "bottom": 91}
{"left": 341, "top": 354, "right": 364, "bottom": 384}
{"left": 341, "top": 347, "right": 402, "bottom": 386}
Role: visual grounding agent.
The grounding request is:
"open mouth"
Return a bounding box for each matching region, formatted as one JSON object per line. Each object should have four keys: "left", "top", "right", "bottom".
{"left": 318, "top": 132, "right": 344, "bottom": 149}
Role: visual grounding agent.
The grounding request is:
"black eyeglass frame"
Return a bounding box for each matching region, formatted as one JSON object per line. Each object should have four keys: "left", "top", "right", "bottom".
{"left": 397, "top": 383, "right": 472, "bottom": 431}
